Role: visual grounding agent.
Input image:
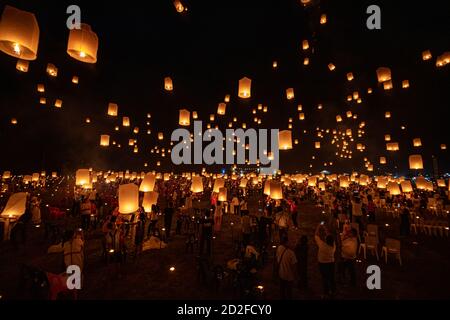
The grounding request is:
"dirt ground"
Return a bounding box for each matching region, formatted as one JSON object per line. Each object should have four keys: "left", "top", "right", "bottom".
{"left": 1, "top": 197, "right": 450, "bottom": 300}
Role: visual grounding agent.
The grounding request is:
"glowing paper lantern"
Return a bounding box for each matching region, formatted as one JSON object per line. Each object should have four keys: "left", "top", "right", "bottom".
{"left": 16, "top": 59, "right": 28, "bottom": 72}
{"left": 400, "top": 180, "right": 413, "bottom": 193}
{"left": 308, "top": 176, "right": 317, "bottom": 187}
{"left": 0, "top": 6, "right": 39, "bottom": 60}
{"left": 213, "top": 178, "right": 225, "bottom": 193}
{"left": 278, "top": 130, "right": 293, "bottom": 150}
{"left": 269, "top": 181, "right": 283, "bottom": 200}
{"left": 46, "top": 63, "right": 57, "bottom": 77}
{"left": 376, "top": 67, "right": 391, "bottom": 83}
{"left": 0, "top": 192, "right": 27, "bottom": 218}
{"left": 108, "top": 103, "right": 118, "bottom": 116}
{"left": 387, "top": 182, "right": 401, "bottom": 195}
{"left": 218, "top": 187, "right": 227, "bottom": 202}
{"left": 377, "top": 177, "right": 388, "bottom": 189}
{"left": 422, "top": 50, "right": 432, "bottom": 61}
{"left": 2, "top": 171, "right": 11, "bottom": 179}
{"left": 299, "top": 113, "right": 305, "bottom": 120}
{"left": 54, "top": 99, "right": 62, "bottom": 108}
{"left": 409, "top": 154, "right": 423, "bottom": 170}
{"left": 158, "top": 132, "right": 164, "bottom": 140}
{"left": 179, "top": 109, "right": 190, "bottom": 126}
{"left": 437, "top": 179, "right": 446, "bottom": 188}
{"left": 315, "top": 141, "right": 321, "bottom": 149}
{"left": 286, "top": 88, "right": 294, "bottom": 100}
{"left": 402, "top": 80, "right": 410, "bottom": 89}
{"left": 192, "top": 111, "right": 198, "bottom": 119}
{"left": 239, "top": 179, "right": 248, "bottom": 188}
{"left": 302, "top": 40, "right": 309, "bottom": 50}
{"left": 238, "top": 77, "right": 251, "bottom": 98}
{"left": 100, "top": 135, "right": 110, "bottom": 147}
{"left": 347, "top": 72, "right": 354, "bottom": 81}
{"left": 217, "top": 103, "right": 226, "bottom": 115}
{"left": 440, "top": 144, "right": 447, "bottom": 150}
{"left": 436, "top": 52, "right": 450, "bottom": 67}
{"left": 346, "top": 111, "right": 353, "bottom": 118}
{"left": 386, "top": 142, "right": 399, "bottom": 151}
{"left": 263, "top": 180, "right": 271, "bottom": 195}
{"left": 320, "top": 14, "right": 327, "bottom": 24}
{"left": 39, "top": 97, "right": 46, "bottom": 105}
{"left": 413, "top": 138, "right": 422, "bottom": 147}
{"left": 72, "top": 76, "right": 79, "bottom": 84}
{"left": 173, "top": 0, "right": 185, "bottom": 13}
{"left": 379, "top": 157, "right": 386, "bottom": 164}
{"left": 122, "top": 117, "right": 130, "bottom": 127}
{"left": 119, "top": 184, "right": 139, "bottom": 214}
{"left": 52, "top": 172, "right": 57, "bottom": 178}
{"left": 32, "top": 173, "right": 39, "bottom": 182}
{"left": 142, "top": 191, "right": 159, "bottom": 213}
{"left": 164, "top": 77, "right": 173, "bottom": 91}
{"left": 339, "top": 176, "right": 349, "bottom": 188}
{"left": 76, "top": 169, "right": 90, "bottom": 186}
{"left": 328, "top": 63, "right": 335, "bottom": 71}
{"left": 383, "top": 81, "right": 393, "bottom": 90}
{"left": 67, "top": 23, "right": 98, "bottom": 63}
{"left": 385, "top": 134, "right": 391, "bottom": 142}
{"left": 37, "top": 84, "right": 44, "bottom": 93}
{"left": 10, "top": 118, "right": 17, "bottom": 125}
{"left": 336, "top": 115, "right": 342, "bottom": 122}
{"left": 191, "top": 176, "right": 203, "bottom": 193}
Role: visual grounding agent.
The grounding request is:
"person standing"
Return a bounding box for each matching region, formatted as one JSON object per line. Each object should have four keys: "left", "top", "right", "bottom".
{"left": 315, "top": 224, "right": 336, "bottom": 298}
{"left": 295, "top": 235, "right": 308, "bottom": 289}
{"left": 199, "top": 209, "right": 213, "bottom": 256}
{"left": 339, "top": 228, "right": 358, "bottom": 286}
{"left": 276, "top": 235, "right": 297, "bottom": 299}
{"left": 80, "top": 197, "right": 91, "bottom": 231}
{"left": 164, "top": 201, "right": 174, "bottom": 240}
{"left": 231, "top": 195, "right": 240, "bottom": 215}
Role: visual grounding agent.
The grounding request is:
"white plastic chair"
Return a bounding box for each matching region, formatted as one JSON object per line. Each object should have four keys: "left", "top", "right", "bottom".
{"left": 359, "top": 234, "right": 379, "bottom": 260}
{"left": 381, "top": 238, "right": 402, "bottom": 265}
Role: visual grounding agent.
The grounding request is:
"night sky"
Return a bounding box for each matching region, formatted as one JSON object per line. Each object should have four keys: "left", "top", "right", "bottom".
{"left": 0, "top": 0, "right": 449, "bottom": 175}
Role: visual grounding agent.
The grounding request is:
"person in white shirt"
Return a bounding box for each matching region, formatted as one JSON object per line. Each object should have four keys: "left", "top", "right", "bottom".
{"left": 231, "top": 196, "right": 240, "bottom": 215}
{"left": 339, "top": 228, "right": 358, "bottom": 286}
{"left": 276, "top": 236, "right": 297, "bottom": 299}
{"left": 315, "top": 224, "right": 336, "bottom": 298}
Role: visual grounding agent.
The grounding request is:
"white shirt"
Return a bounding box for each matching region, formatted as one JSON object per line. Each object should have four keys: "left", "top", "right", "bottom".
{"left": 315, "top": 235, "right": 335, "bottom": 263}
{"left": 276, "top": 245, "right": 297, "bottom": 281}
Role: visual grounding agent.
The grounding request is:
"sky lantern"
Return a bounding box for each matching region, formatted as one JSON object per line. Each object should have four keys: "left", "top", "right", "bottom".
{"left": 2, "top": 171, "right": 11, "bottom": 179}
{"left": 10, "top": 118, "right": 18, "bottom": 125}
{"left": 31, "top": 173, "right": 39, "bottom": 182}
{"left": 299, "top": 113, "right": 305, "bottom": 120}
{"left": 441, "top": 144, "right": 447, "bottom": 150}
{"left": 320, "top": 14, "right": 327, "bottom": 24}
{"left": 133, "top": 127, "right": 139, "bottom": 134}
{"left": 0, "top": 5, "right": 39, "bottom": 60}
{"left": 39, "top": 97, "right": 46, "bottom": 105}
{"left": 346, "top": 111, "right": 352, "bottom": 118}
{"left": 16, "top": 59, "right": 28, "bottom": 72}
{"left": 108, "top": 103, "right": 118, "bottom": 116}
{"left": 339, "top": 176, "right": 349, "bottom": 188}
{"left": 191, "top": 176, "right": 203, "bottom": 193}
{"left": 308, "top": 176, "right": 317, "bottom": 187}
{"left": 263, "top": 180, "right": 271, "bottom": 195}
{"left": 1, "top": 192, "right": 27, "bottom": 218}
{"left": 76, "top": 169, "right": 90, "bottom": 186}
{"left": 278, "top": 130, "right": 293, "bottom": 150}
{"left": 158, "top": 132, "right": 164, "bottom": 140}
{"left": 376, "top": 67, "right": 392, "bottom": 83}
{"left": 269, "top": 181, "right": 283, "bottom": 200}
{"left": 302, "top": 40, "right": 309, "bottom": 50}
{"left": 377, "top": 177, "right": 388, "bottom": 188}
{"left": 383, "top": 80, "right": 393, "bottom": 90}
{"left": 437, "top": 179, "right": 446, "bottom": 188}
{"left": 303, "top": 57, "right": 310, "bottom": 65}
{"left": 46, "top": 63, "right": 58, "bottom": 77}
{"left": 142, "top": 191, "right": 158, "bottom": 213}
{"left": 436, "top": 52, "right": 450, "bottom": 67}
{"left": 409, "top": 154, "right": 424, "bottom": 170}
{"left": 54, "top": 99, "right": 62, "bottom": 108}
{"left": 385, "top": 111, "right": 391, "bottom": 119}
{"left": 128, "top": 139, "right": 135, "bottom": 146}
{"left": 100, "top": 134, "right": 110, "bottom": 147}
{"left": 37, "top": 84, "right": 44, "bottom": 93}
{"left": 67, "top": 23, "right": 98, "bottom": 63}
{"left": 213, "top": 178, "right": 225, "bottom": 193}
{"left": 413, "top": 138, "right": 422, "bottom": 147}
{"left": 336, "top": 115, "right": 342, "bottom": 122}
{"left": 422, "top": 50, "right": 432, "bottom": 61}
{"left": 72, "top": 76, "right": 79, "bottom": 84}
{"left": 402, "top": 80, "right": 410, "bottom": 88}
{"left": 380, "top": 156, "right": 386, "bottom": 164}
{"left": 164, "top": 77, "right": 173, "bottom": 91}
{"left": 179, "top": 109, "right": 190, "bottom": 126}
{"left": 387, "top": 182, "right": 401, "bottom": 195}
{"left": 85, "top": 117, "right": 91, "bottom": 124}
{"left": 328, "top": 63, "right": 335, "bottom": 71}
{"left": 385, "top": 134, "right": 391, "bottom": 141}
{"left": 173, "top": 0, "right": 185, "bottom": 12}
{"left": 122, "top": 117, "right": 130, "bottom": 127}
{"left": 238, "top": 77, "right": 251, "bottom": 98}
{"left": 346, "top": 72, "right": 354, "bottom": 81}
{"left": 286, "top": 88, "right": 294, "bottom": 100}
{"left": 119, "top": 184, "right": 139, "bottom": 214}
{"left": 400, "top": 180, "right": 413, "bottom": 193}
{"left": 386, "top": 142, "right": 399, "bottom": 151}
{"left": 272, "top": 61, "right": 278, "bottom": 68}
{"left": 315, "top": 141, "right": 321, "bottom": 149}
{"left": 217, "top": 103, "right": 226, "bottom": 115}
{"left": 192, "top": 111, "right": 198, "bottom": 119}
{"left": 218, "top": 187, "right": 227, "bottom": 202}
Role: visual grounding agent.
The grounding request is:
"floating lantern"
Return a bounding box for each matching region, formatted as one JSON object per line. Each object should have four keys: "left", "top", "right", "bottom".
{"left": 2, "top": 171, "right": 11, "bottom": 179}
{"left": 377, "top": 177, "right": 388, "bottom": 188}
{"left": 85, "top": 117, "right": 91, "bottom": 124}
{"left": 380, "top": 156, "right": 386, "bottom": 164}
{"left": 67, "top": 23, "right": 98, "bottom": 63}
{"left": 385, "top": 111, "right": 391, "bottom": 119}
{"left": 122, "top": 117, "right": 130, "bottom": 127}
{"left": 400, "top": 180, "right": 413, "bottom": 193}
{"left": 402, "top": 80, "right": 410, "bottom": 89}
{"left": 108, "top": 103, "right": 118, "bottom": 116}
{"left": 218, "top": 187, "right": 227, "bottom": 202}
{"left": 16, "top": 59, "right": 28, "bottom": 72}
{"left": 263, "top": 180, "right": 271, "bottom": 195}
{"left": 308, "top": 176, "right": 317, "bottom": 187}
{"left": 302, "top": 40, "right": 309, "bottom": 50}
{"left": 192, "top": 111, "right": 198, "bottom": 119}
{"left": 346, "top": 111, "right": 352, "bottom": 118}
{"left": 37, "top": 84, "right": 44, "bottom": 93}
{"left": 213, "top": 178, "right": 225, "bottom": 193}
{"left": 52, "top": 172, "right": 57, "bottom": 178}
{"left": 10, "top": 118, "right": 17, "bottom": 125}
{"left": 437, "top": 179, "right": 446, "bottom": 188}
{"left": 286, "top": 88, "right": 294, "bottom": 100}
{"left": 436, "top": 52, "right": 450, "bottom": 67}
{"left": 328, "top": 63, "right": 335, "bottom": 71}
{"left": 339, "top": 176, "right": 349, "bottom": 188}
{"left": 272, "top": 61, "right": 278, "bottom": 68}
{"left": 386, "top": 142, "right": 399, "bottom": 151}
{"left": 31, "top": 173, "right": 39, "bottom": 182}
{"left": 320, "top": 14, "right": 327, "bottom": 24}
{"left": 240, "top": 179, "right": 248, "bottom": 188}
{"left": 217, "top": 103, "right": 226, "bottom": 115}
{"left": 413, "top": 138, "right": 422, "bottom": 147}
{"left": 346, "top": 72, "right": 354, "bottom": 81}
{"left": 179, "top": 109, "right": 190, "bottom": 126}
{"left": 100, "top": 135, "right": 110, "bottom": 147}
{"left": 133, "top": 127, "right": 139, "bottom": 134}
{"left": 383, "top": 80, "right": 393, "bottom": 90}
{"left": 76, "top": 169, "right": 90, "bottom": 186}
{"left": 142, "top": 191, "right": 158, "bottom": 213}
{"left": 303, "top": 57, "right": 309, "bottom": 65}
{"left": 164, "top": 77, "right": 173, "bottom": 91}
{"left": 278, "top": 130, "right": 292, "bottom": 150}
{"left": 315, "top": 141, "right": 321, "bottom": 149}
{"left": 54, "top": 99, "right": 62, "bottom": 108}
{"left": 299, "top": 113, "right": 305, "bottom": 120}
{"left": 119, "top": 184, "right": 139, "bottom": 214}
{"left": 336, "top": 115, "right": 342, "bottom": 122}
{"left": 269, "top": 181, "right": 283, "bottom": 200}
{"left": 139, "top": 173, "right": 156, "bottom": 192}
{"left": 0, "top": 5, "right": 39, "bottom": 60}
{"left": 173, "top": 0, "right": 185, "bottom": 13}
{"left": 238, "top": 77, "right": 251, "bottom": 98}
{"left": 441, "top": 144, "right": 447, "bottom": 150}
{"left": 0, "top": 192, "right": 27, "bottom": 218}
{"left": 387, "top": 182, "right": 401, "bottom": 195}
{"left": 422, "top": 50, "right": 432, "bottom": 61}
{"left": 191, "top": 176, "right": 203, "bottom": 193}
{"left": 385, "top": 134, "right": 391, "bottom": 141}
{"left": 46, "top": 63, "right": 57, "bottom": 77}
{"left": 409, "top": 154, "right": 423, "bottom": 170}
{"left": 158, "top": 132, "right": 164, "bottom": 140}
{"left": 376, "top": 67, "right": 391, "bottom": 83}
{"left": 72, "top": 76, "right": 79, "bottom": 84}
{"left": 39, "top": 97, "right": 46, "bottom": 105}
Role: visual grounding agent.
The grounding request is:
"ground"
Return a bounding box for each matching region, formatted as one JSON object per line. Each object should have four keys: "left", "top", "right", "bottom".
{"left": 1, "top": 200, "right": 450, "bottom": 300}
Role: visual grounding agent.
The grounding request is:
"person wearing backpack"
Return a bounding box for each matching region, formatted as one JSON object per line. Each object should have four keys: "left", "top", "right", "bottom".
{"left": 275, "top": 235, "right": 297, "bottom": 299}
